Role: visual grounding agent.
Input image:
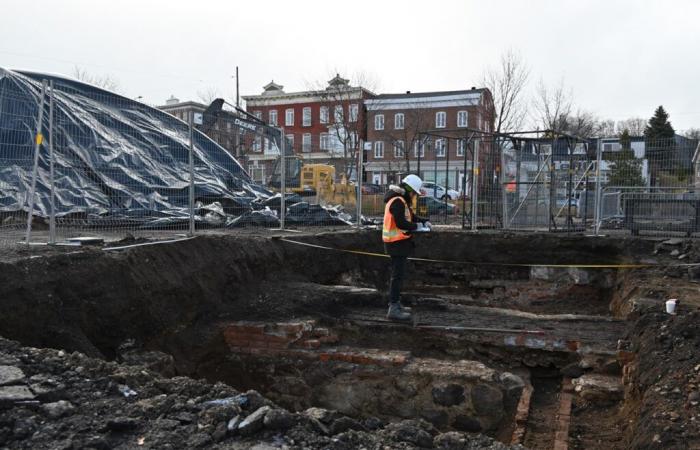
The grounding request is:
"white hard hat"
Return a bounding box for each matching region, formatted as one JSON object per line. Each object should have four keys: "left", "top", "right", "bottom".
{"left": 401, "top": 174, "right": 423, "bottom": 195}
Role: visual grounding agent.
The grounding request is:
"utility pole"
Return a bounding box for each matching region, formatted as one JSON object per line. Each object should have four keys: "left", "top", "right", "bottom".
{"left": 236, "top": 66, "right": 240, "bottom": 109}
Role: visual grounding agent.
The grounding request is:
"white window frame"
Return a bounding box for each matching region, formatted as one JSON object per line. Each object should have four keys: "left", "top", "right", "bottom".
{"left": 394, "top": 113, "right": 405, "bottom": 130}
{"left": 320, "top": 133, "right": 330, "bottom": 150}
{"left": 269, "top": 110, "right": 278, "bottom": 126}
{"left": 413, "top": 141, "right": 425, "bottom": 158}
{"left": 374, "top": 141, "right": 384, "bottom": 159}
{"left": 457, "top": 139, "right": 466, "bottom": 157}
{"left": 319, "top": 106, "right": 329, "bottom": 124}
{"left": 302, "top": 133, "right": 312, "bottom": 152}
{"left": 285, "top": 108, "right": 294, "bottom": 126}
{"left": 394, "top": 140, "right": 405, "bottom": 158}
{"left": 253, "top": 135, "right": 262, "bottom": 152}
{"left": 436, "top": 111, "right": 446, "bottom": 128}
{"left": 457, "top": 110, "right": 468, "bottom": 128}
{"left": 374, "top": 114, "right": 384, "bottom": 131}
{"left": 285, "top": 134, "right": 294, "bottom": 151}
{"left": 302, "top": 107, "right": 311, "bottom": 127}
{"left": 436, "top": 138, "right": 446, "bottom": 157}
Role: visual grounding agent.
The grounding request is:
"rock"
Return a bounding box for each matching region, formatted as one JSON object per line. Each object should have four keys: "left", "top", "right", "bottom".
{"left": 307, "top": 417, "right": 329, "bottom": 435}
{"left": 329, "top": 416, "right": 365, "bottom": 435}
{"left": 363, "top": 416, "right": 384, "bottom": 430}
{"left": 211, "top": 422, "right": 227, "bottom": 442}
{"left": 432, "top": 384, "right": 465, "bottom": 406}
{"left": 0, "top": 366, "right": 25, "bottom": 386}
{"left": 688, "top": 391, "right": 700, "bottom": 403}
{"left": 226, "top": 415, "right": 242, "bottom": 433}
{"left": 0, "top": 385, "right": 35, "bottom": 404}
{"left": 187, "top": 433, "right": 212, "bottom": 448}
{"left": 42, "top": 400, "right": 75, "bottom": 419}
{"left": 421, "top": 409, "right": 449, "bottom": 428}
{"left": 263, "top": 408, "right": 295, "bottom": 430}
{"left": 572, "top": 374, "right": 623, "bottom": 403}
{"left": 106, "top": 417, "right": 139, "bottom": 432}
{"left": 470, "top": 384, "right": 504, "bottom": 417}
{"left": 452, "top": 414, "right": 482, "bottom": 432}
{"left": 670, "top": 249, "right": 680, "bottom": 257}
{"left": 434, "top": 431, "right": 469, "bottom": 449}
{"left": 304, "top": 407, "right": 339, "bottom": 424}
{"left": 561, "top": 362, "right": 585, "bottom": 378}
{"left": 237, "top": 405, "right": 271, "bottom": 436}
{"left": 385, "top": 420, "right": 434, "bottom": 448}
{"left": 120, "top": 350, "right": 176, "bottom": 377}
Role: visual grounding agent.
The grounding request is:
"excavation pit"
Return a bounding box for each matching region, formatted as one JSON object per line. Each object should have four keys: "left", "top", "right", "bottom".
{"left": 1, "top": 230, "right": 699, "bottom": 449}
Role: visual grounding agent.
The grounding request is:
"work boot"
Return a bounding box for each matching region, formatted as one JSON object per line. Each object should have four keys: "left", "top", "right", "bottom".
{"left": 387, "top": 303, "right": 412, "bottom": 322}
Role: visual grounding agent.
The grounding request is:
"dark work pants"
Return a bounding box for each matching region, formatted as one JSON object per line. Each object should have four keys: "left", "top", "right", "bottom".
{"left": 389, "top": 255, "right": 407, "bottom": 305}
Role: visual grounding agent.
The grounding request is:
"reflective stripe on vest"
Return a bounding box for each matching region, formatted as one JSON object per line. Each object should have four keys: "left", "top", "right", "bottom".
{"left": 383, "top": 196, "right": 413, "bottom": 243}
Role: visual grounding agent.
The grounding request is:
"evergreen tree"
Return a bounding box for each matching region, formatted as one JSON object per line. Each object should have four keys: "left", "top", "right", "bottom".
{"left": 644, "top": 106, "right": 676, "bottom": 184}
{"left": 606, "top": 129, "right": 644, "bottom": 187}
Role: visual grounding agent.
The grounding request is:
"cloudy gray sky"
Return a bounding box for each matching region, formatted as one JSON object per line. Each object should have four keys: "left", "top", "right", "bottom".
{"left": 2, "top": 0, "right": 698, "bottom": 131}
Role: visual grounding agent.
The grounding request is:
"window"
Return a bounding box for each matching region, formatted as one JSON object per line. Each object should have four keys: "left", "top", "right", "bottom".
{"left": 334, "top": 105, "right": 343, "bottom": 123}
{"left": 349, "top": 104, "right": 359, "bottom": 122}
{"left": 457, "top": 139, "right": 466, "bottom": 156}
{"left": 302, "top": 133, "right": 312, "bottom": 152}
{"left": 436, "top": 139, "right": 446, "bottom": 157}
{"left": 394, "top": 140, "right": 405, "bottom": 158}
{"left": 253, "top": 111, "right": 262, "bottom": 120}
{"left": 394, "top": 113, "right": 404, "bottom": 130}
{"left": 285, "top": 134, "right": 294, "bottom": 151}
{"left": 285, "top": 108, "right": 294, "bottom": 126}
{"left": 436, "top": 111, "right": 446, "bottom": 128}
{"left": 320, "top": 133, "right": 330, "bottom": 150}
{"left": 414, "top": 141, "right": 425, "bottom": 158}
{"left": 374, "top": 114, "right": 384, "bottom": 130}
{"left": 248, "top": 163, "right": 264, "bottom": 183}
{"left": 374, "top": 141, "right": 384, "bottom": 159}
{"left": 302, "top": 107, "right": 311, "bottom": 127}
{"left": 253, "top": 135, "right": 262, "bottom": 152}
{"left": 269, "top": 110, "right": 278, "bottom": 126}
{"left": 457, "top": 111, "right": 468, "bottom": 127}
{"left": 320, "top": 106, "right": 329, "bottom": 124}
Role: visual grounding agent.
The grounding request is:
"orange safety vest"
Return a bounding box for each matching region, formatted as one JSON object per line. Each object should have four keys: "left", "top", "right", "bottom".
{"left": 383, "top": 196, "right": 414, "bottom": 243}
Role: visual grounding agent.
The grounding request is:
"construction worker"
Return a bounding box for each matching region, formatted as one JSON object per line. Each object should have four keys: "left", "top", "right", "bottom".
{"left": 382, "top": 174, "right": 431, "bottom": 321}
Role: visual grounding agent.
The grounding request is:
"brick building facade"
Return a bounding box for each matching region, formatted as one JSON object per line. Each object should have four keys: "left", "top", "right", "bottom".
{"left": 243, "top": 75, "right": 375, "bottom": 181}
{"left": 364, "top": 89, "right": 495, "bottom": 190}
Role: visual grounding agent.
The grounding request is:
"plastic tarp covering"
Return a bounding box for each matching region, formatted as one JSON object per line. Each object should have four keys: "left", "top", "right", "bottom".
{"left": 0, "top": 68, "right": 271, "bottom": 226}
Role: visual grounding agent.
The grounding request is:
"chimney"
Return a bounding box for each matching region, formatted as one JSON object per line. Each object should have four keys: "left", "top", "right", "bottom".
{"left": 471, "top": 86, "right": 476, "bottom": 90}
{"left": 406, "top": 90, "right": 411, "bottom": 94}
{"left": 166, "top": 95, "right": 179, "bottom": 105}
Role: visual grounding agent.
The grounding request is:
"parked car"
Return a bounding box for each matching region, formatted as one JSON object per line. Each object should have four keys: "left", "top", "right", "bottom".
{"left": 422, "top": 182, "right": 459, "bottom": 200}
{"left": 361, "top": 183, "right": 382, "bottom": 195}
{"left": 419, "top": 196, "right": 456, "bottom": 215}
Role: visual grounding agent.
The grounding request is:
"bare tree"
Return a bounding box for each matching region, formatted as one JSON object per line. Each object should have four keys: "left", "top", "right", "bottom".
{"left": 597, "top": 119, "right": 617, "bottom": 137}
{"left": 482, "top": 49, "right": 530, "bottom": 134}
{"left": 681, "top": 128, "right": 700, "bottom": 140}
{"left": 197, "top": 87, "right": 222, "bottom": 105}
{"left": 313, "top": 72, "right": 378, "bottom": 179}
{"left": 532, "top": 78, "right": 573, "bottom": 134}
{"left": 72, "top": 66, "right": 120, "bottom": 92}
{"left": 616, "top": 117, "right": 647, "bottom": 136}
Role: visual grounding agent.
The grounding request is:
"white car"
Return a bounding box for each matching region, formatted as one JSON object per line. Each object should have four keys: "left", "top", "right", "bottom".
{"left": 422, "top": 182, "right": 459, "bottom": 200}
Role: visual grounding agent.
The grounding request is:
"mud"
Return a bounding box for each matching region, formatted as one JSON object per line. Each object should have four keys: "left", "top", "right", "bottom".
{"left": 0, "top": 230, "right": 699, "bottom": 449}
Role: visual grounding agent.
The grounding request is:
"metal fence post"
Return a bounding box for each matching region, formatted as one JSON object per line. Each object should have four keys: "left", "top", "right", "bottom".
{"left": 188, "top": 113, "right": 195, "bottom": 236}
{"left": 594, "top": 138, "right": 602, "bottom": 235}
{"left": 48, "top": 81, "right": 56, "bottom": 244}
{"left": 25, "top": 79, "right": 47, "bottom": 245}
{"left": 279, "top": 127, "right": 285, "bottom": 230}
{"left": 500, "top": 140, "right": 508, "bottom": 229}
{"left": 471, "top": 139, "right": 479, "bottom": 231}
{"left": 356, "top": 139, "right": 364, "bottom": 227}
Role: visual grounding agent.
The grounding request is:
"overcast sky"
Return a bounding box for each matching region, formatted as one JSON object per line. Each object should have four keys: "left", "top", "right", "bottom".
{"left": 2, "top": 0, "right": 699, "bottom": 131}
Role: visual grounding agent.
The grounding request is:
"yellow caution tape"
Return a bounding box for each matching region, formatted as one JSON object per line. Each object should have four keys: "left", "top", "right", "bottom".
{"left": 35, "top": 133, "right": 43, "bottom": 145}
{"left": 279, "top": 238, "right": 697, "bottom": 270}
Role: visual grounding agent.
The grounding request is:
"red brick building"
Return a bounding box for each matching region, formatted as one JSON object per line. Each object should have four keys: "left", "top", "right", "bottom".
{"left": 243, "top": 75, "right": 375, "bottom": 181}
{"left": 364, "top": 88, "right": 495, "bottom": 190}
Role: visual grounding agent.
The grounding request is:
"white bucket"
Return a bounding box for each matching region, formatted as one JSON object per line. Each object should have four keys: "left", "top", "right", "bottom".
{"left": 666, "top": 299, "right": 678, "bottom": 314}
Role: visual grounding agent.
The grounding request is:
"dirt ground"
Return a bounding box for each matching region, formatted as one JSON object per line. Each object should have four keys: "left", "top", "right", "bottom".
{"left": 1, "top": 229, "right": 700, "bottom": 449}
